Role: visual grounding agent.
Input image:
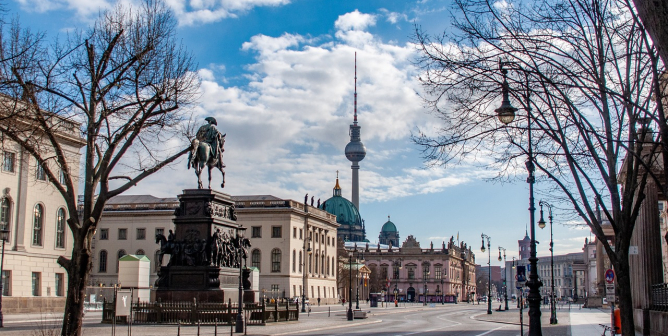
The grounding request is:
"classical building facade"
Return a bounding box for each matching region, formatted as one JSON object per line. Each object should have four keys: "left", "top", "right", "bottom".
{"left": 89, "top": 194, "right": 341, "bottom": 304}
{"left": 505, "top": 251, "right": 585, "bottom": 300}
{"left": 352, "top": 235, "right": 476, "bottom": 303}
{"left": 0, "top": 117, "right": 85, "bottom": 313}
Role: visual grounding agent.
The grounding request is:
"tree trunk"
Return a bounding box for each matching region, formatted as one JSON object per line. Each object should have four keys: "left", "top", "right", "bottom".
{"left": 633, "top": 0, "right": 668, "bottom": 67}
{"left": 60, "top": 235, "right": 92, "bottom": 336}
{"left": 615, "top": 258, "right": 635, "bottom": 336}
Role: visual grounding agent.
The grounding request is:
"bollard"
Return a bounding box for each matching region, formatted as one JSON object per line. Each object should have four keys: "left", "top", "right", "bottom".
{"left": 328, "top": 307, "right": 330, "bottom": 317}
{"left": 197, "top": 319, "right": 200, "bottom": 336}
{"left": 177, "top": 321, "right": 181, "bottom": 336}
{"left": 230, "top": 318, "right": 233, "bottom": 336}
{"left": 215, "top": 318, "right": 218, "bottom": 336}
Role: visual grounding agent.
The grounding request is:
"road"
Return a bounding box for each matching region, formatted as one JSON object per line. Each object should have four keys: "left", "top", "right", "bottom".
{"left": 1, "top": 303, "right": 524, "bottom": 336}
{"left": 273, "top": 303, "right": 521, "bottom": 336}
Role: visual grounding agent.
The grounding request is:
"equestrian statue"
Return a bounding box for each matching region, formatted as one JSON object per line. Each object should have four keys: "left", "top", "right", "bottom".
{"left": 188, "top": 117, "right": 226, "bottom": 189}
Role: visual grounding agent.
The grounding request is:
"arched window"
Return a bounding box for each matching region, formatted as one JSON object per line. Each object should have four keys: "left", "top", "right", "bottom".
{"left": 136, "top": 249, "right": 145, "bottom": 256}
{"left": 299, "top": 251, "right": 303, "bottom": 273}
{"left": 117, "top": 249, "right": 126, "bottom": 273}
{"left": 271, "top": 249, "right": 281, "bottom": 272}
{"left": 292, "top": 250, "right": 296, "bottom": 273}
{"left": 251, "top": 249, "right": 261, "bottom": 271}
{"left": 55, "top": 208, "right": 66, "bottom": 248}
{"left": 99, "top": 250, "right": 108, "bottom": 273}
{"left": 33, "top": 204, "right": 43, "bottom": 246}
{"left": 0, "top": 198, "right": 11, "bottom": 234}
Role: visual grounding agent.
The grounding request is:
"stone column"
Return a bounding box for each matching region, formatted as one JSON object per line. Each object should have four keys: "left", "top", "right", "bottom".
{"left": 629, "top": 179, "right": 664, "bottom": 335}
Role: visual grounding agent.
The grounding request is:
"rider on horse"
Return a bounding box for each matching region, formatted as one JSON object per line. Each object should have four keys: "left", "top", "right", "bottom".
{"left": 188, "top": 117, "right": 226, "bottom": 188}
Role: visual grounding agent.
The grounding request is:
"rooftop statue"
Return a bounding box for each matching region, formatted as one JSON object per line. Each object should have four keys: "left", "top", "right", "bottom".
{"left": 188, "top": 117, "right": 226, "bottom": 189}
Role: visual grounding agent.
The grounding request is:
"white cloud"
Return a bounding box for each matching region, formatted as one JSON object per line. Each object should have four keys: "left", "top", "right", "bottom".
{"left": 334, "top": 10, "right": 376, "bottom": 31}
{"left": 15, "top": 0, "right": 290, "bottom": 25}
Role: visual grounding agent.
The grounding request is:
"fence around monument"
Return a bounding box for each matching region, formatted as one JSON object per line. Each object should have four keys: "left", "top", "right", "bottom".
{"left": 652, "top": 283, "right": 668, "bottom": 312}
{"left": 102, "top": 299, "right": 299, "bottom": 325}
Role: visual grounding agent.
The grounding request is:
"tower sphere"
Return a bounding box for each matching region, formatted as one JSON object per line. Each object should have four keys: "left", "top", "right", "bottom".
{"left": 345, "top": 140, "right": 366, "bottom": 162}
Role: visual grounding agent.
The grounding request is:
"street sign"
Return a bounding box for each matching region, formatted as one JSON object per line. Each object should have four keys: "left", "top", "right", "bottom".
{"left": 629, "top": 246, "right": 638, "bottom": 255}
{"left": 115, "top": 289, "right": 133, "bottom": 317}
{"left": 605, "top": 269, "right": 615, "bottom": 284}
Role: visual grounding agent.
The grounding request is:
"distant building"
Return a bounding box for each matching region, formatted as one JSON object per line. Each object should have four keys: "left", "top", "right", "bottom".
{"left": 378, "top": 216, "right": 399, "bottom": 247}
{"left": 505, "top": 252, "right": 585, "bottom": 299}
{"left": 518, "top": 230, "right": 531, "bottom": 260}
{"left": 90, "top": 194, "right": 341, "bottom": 304}
{"left": 0, "top": 116, "right": 85, "bottom": 313}
{"left": 319, "top": 177, "right": 366, "bottom": 242}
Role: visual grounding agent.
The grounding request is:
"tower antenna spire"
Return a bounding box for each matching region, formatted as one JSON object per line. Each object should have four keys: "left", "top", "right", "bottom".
{"left": 354, "top": 52, "right": 358, "bottom": 124}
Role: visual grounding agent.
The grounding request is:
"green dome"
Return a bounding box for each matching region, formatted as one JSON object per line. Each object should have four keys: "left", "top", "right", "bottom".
{"left": 381, "top": 220, "right": 397, "bottom": 232}
{"left": 319, "top": 195, "right": 362, "bottom": 227}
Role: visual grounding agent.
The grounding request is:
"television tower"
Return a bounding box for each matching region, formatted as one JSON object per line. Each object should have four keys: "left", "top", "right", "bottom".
{"left": 344, "top": 52, "right": 367, "bottom": 210}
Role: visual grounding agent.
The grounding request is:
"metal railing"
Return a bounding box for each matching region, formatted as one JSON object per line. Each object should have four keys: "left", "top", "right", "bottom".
{"left": 102, "top": 299, "right": 299, "bottom": 325}
{"left": 651, "top": 283, "right": 668, "bottom": 311}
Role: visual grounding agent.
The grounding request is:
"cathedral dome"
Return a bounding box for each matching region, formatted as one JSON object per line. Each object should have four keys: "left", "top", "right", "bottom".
{"left": 381, "top": 218, "right": 397, "bottom": 232}
{"left": 320, "top": 193, "right": 362, "bottom": 228}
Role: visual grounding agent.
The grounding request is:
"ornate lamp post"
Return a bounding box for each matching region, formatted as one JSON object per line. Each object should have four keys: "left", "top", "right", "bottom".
{"left": 356, "top": 252, "right": 364, "bottom": 310}
{"left": 422, "top": 269, "right": 429, "bottom": 306}
{"left": 235, "top": 229, "right": 245, "bottom": 333}
{"left": 538, "top": 201, "right": 558, "bottom": 324}
{"left": 481, "top": 233, "right": 492, "bottom": 314}
{"left": 498, "top": 247, "right": 509, "bottom": 311}
{"left": 495, "top": 61, "right": 543, "bottom": 336}
{"left": 347, "top": 250, "right": 354, "bottom": 320}
{"left": 440, "top": 279, "right": 444, "bottom": 305}
{"left": 460, "top": 249, "right": 467, "bottom": 304}
{"left": 0, "top": 226, "right": 8, "bottom": 328}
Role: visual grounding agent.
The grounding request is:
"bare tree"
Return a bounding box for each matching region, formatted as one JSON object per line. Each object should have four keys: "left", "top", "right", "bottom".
{"left": 633, "top": 0, "right": 668, "bottom": 66}
{"left": 413, "top": 0, "right": 661, "bottom": 334}
{"left": 0, "top": 1, "right": 199, "bottom": 334}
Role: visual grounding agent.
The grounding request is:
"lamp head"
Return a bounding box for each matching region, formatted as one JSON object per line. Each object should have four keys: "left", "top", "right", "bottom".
{"left": 0, "top": 227, "right": 9, "bottom": 242}
{"left": 495, "top": 68, "right": 517, "bottom": 125}
{"left": 538, "top": 206, "right": 546, "bottom": 229}
{"left": 481, "top": 238, "right": 486, "bottom": 252}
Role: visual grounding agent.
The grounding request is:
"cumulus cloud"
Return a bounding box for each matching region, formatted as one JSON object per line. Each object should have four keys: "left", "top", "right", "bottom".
{"left": 334, "top": 9, "right": 376, "bottom": 31}
{"left": 16, "top": 0, "right": 290, "bottom": 25}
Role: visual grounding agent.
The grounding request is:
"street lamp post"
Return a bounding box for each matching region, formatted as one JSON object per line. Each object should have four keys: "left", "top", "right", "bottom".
{"left": 423, "top": 270, "right": 429, "bottom": 306}
{"left": 356, "top": 252, "right": 364, "bottom": 310}
{"left": 495, "top": 61, "right": 543, "bottom": 336}
{"left": 440, "top": 279, "right": 444, "bottom": 305}
{"left": 347, "top": 250, "right": 354, "bottom": 320}
{"left": 0, "top": 227, "right": 9, "bottom": 328}
{"left": 498, "top": 247, "right": 509, "bottom": 311}
{"left": 460, "top": 249, "right": 467, "bottom": 304}
{"left": 538, "top": 200, "right": 558, "bottom": 324}
{"left": 481, "top": 233, "right": 492, "bottom": 314}
{"left": 235, "top": 229, "right": 246, "bottom": 333}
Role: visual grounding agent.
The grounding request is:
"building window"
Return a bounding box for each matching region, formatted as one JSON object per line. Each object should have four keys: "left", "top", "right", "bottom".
{"left": 435, "top": 266, "right": 442, "bottom": 280}
{"left": 326, "top": 257, "right": 330, "bottom": 275}
{"left": 117, "top": 249, "right": 126, "bottom": 273}
{"left": 292, "top": 250, "right": 296, "bottom": 272}
{"left": 251, "top": 226, "right": 262, "bottom": 238}
{"left": 308, "top": 254, "right": 312, "bottom": 273}
{"left": 59, "top": 169, "right": 67, "bottom": 185}
{"left": 299, "top": 229, "right": 303, "bottom": 239}
{"left": 1, "top": 270, "right": 10, "bottom": 296}
{"left": 271, "top": 249, "right": 281, "bottom": 272}
{"left": 33, "top": 204, "right": 43, "bottom": 246}
{"left": 100, "top": 228, "right": 109, "bottom": 240}
{"left": 251, "top": 249, "right": 261, "bottom": 271}
{"left": 381, "top": 266, "right": 388, "bottom": 280}
{"left": 55, "top": 273, "right": 64, "bottom": 297}
{"left": 322, "top": 255, "right": 325, "bottom": 274}
{"left": 136, "top": 228, "right": 146, "bottom": 240}
{"left": 35, "top": 162, "right": 46, "bottom": 181}
{"left": 32, "top": 272, "right": 41, "bottom": 296}
{"left": 56, "top": 208, "right": 66, "bottom": 248}
{"left": 272, "top": 226, "right": 282, "bottom": 238}
{"left": 2, "top": 151, "right": 15, "bottom": 172}
{"left": 314, "top": 252, "right": 319, "bottom": 274}
{"left": 136, "top": 249, "right": 145, "bottom": 256}
{"left": 271, "top": 284, "right": 279, "bottom": 295}
{"left": 423, "top": 266, "right": 430, "bottom": 279}
{"left": 332, "top": 257, "right": 335, "bottom": 277}
{"left": 155, "top": 228, "right": 164, "bottom": 237}
{"left": 408, "top": 267, "right": 415, "bottom": 280}
{"left": 99, "top": 250, "right": 108, "bottom": 273}
{"left": 299, "top": 251, "right": 303, "bottom": 272}
{"left": 293, "top": 227, "right": 297, "bottom": 238}
{"left": 393, "top": 266, "right": 400, "bottom": 279}
{"left": 0, "top": 198, "right": 10, "bottom": 234}
{"left": 118, "top": 228, "right": 127, "bottom": 240}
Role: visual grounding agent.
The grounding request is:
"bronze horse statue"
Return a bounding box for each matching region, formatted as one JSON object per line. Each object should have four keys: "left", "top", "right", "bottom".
{"left": 155, "top": 234, "right": 174, "bottom": 267}
{"left": 189, "top": 134, "right": 226, "bottom": 189}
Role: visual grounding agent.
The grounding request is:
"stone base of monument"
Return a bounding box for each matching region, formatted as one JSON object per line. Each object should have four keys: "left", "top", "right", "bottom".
{"left": 243, "top": 290, "right": 257, "bottom": 303}
{"left": 155, "top": 266, "right": 239, "bottom": 303}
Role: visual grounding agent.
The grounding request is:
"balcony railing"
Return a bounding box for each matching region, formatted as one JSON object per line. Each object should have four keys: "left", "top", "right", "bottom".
{"left": 652, "top": 283, "right": 668, "bottom": 311}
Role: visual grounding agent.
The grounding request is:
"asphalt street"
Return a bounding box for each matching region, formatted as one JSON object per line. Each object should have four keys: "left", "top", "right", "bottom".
{"left": 0, "top": 303, "right": 536, "bottom": 336}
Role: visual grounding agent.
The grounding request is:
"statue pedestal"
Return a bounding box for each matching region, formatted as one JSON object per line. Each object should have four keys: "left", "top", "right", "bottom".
{"left": 155, "top": 189, "right": 245, "bottom": 303}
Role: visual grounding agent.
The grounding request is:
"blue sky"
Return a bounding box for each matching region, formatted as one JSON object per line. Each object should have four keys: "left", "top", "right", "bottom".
{"left": 7, "top": 0, "right": 592, "bottom": 266}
